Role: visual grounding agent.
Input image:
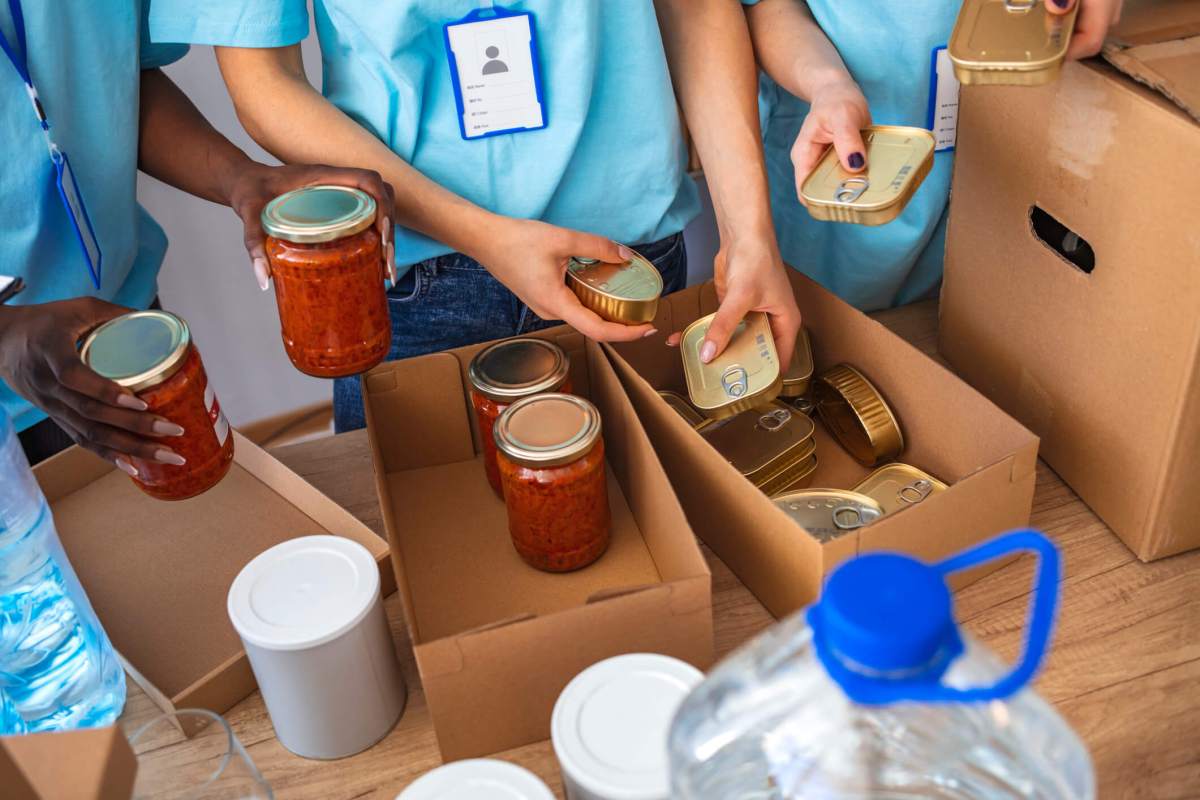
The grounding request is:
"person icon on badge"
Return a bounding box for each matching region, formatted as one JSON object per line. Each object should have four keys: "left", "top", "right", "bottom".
{"left": 482, "top": 46, "right": 509, "bottom": 75}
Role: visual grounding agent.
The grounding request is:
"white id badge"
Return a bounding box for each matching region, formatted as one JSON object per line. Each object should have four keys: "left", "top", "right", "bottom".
{"left": 927, "top": 46, "right": 960, "bottom": 153}
{"left": 54, "top": 149, "right": 103, "bottom": 289}
{"left": 443, "top": 6, "right": 546, "bottom": 140}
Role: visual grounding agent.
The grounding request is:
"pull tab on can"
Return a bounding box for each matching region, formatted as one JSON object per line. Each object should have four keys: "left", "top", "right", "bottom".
{"left": 835, "top": 177, "right": 870, "bottom": 203}
{"left": 722, "top": 365, "right": 749, "bottom": 398}
{"left": 1004, "top": 0, "right": 1036, "bottom": 12}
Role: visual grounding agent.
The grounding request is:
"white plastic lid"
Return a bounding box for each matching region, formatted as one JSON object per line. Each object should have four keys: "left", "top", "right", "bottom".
{"left": 227, "top": 535, "right": 380, "bottom": 651}
{"left": 551, "top": 654, "right": 704, "bottom": 800}
{"left": 397, "top": 759, "right": 555, "bottom": 800}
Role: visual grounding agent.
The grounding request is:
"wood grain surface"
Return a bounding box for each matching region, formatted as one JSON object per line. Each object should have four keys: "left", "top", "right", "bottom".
{"left": 118, "top": 302, "right": 1200, "bottom": 798}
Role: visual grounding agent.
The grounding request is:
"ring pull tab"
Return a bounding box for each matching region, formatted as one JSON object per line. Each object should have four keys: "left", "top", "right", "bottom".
{"left": 835, "top": 177, "right": 870, "bottom": 203}
{"left": 832, "top": 504, "right": 881, "bottom": 531}
{"left": 758, "top": 407, "right": 792, "bottom": 432}
{"left": 1003, "top": 0, "right": 1036, "bottom": 12}
{"left": 721, "top": 365, "right": 749, "bottom": 398}
{"left": 898, "top": 479, "right": 934, "bottom": 505}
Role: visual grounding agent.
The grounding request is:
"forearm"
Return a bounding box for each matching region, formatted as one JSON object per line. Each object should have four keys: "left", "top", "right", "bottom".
{"left": 138, "top": 68, "right": 254, "bottom": 207}
{"left": 656, "top": 0, "right": 774, "bottom": 242}
{"left": 745, "top": 0, "right": 855, "bottom": 101}
{"left": 213, "top": 45, "right": 494, "bottom": 260}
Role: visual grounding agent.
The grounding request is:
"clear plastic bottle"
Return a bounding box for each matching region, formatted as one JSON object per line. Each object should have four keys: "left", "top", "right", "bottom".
{"left": 669, "top": 530, "right": 1095, "bottom": 799}
{"left": 0, "top": 410, "right": 126, "bottom": 732}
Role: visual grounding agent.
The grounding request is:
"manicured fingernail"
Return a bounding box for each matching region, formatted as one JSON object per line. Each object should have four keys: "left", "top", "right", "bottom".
{"left": 115, "top": 458, "right": 138, "bottom": 478}
{"left": 848, "top": 152, "right": 865, "bottom": 170}
{"left": 152, "top": 420, "right": 185, "bottom": 437}
{"left": 154, "top": 448, "right": 186, "bottom": 466}
{"left": 700, "top": 340, "right": 717, "bottom": 364}
{"left": 116, "top": 394, "right": 148, "bottom": 411}
{"left": 1052, "top": 0, "right": 1069, "bottom": 7}
{"left": 643, "top": 328, "right": 658, "bottom": 339}
{"left": 381, "top": 218, "right": 391, "bottom": 248}
{"left": 253, "top": 257, "right": 270, "bottom": 291}
{"left": 617, "top": 244, "right": 635, "bottom": 261}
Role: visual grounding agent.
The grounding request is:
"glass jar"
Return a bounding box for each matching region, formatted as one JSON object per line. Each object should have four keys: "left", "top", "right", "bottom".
{"left": 81, "top": 311, "right": 233, "bottom": 500}
{"left": 468, "top": 338, "right": 571, "bottom": 497}
{"left": 494, "top": 394, "right": 609, "bottom": 572}
{"left": 261, "top": 186, "right": 391, "bottom": 378}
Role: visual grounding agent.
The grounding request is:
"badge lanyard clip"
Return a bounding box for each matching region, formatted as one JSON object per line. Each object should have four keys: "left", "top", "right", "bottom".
{"left": 1, "top": 0, "right": 103, "bottom": 289}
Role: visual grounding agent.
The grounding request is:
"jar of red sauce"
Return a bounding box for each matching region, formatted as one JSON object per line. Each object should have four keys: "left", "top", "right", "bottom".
{"left": 468, "top": 338, "right": 571, "bottom": 497}
{"left": 80, "top": 311, "right": 233, "bottom": 500}
{"left": 261, "top": 186, "right": 390, "bottom": 378}
{"left": 494, "top": 394, "right": 609, "bottom": 572}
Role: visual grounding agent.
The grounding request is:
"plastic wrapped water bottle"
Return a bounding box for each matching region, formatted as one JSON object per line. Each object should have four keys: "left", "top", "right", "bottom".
{"left": 668, "top": 530, "right": 1094, "bottom": 799}
{"left": 0, "top": 410, "right": 125, "bottom": 732}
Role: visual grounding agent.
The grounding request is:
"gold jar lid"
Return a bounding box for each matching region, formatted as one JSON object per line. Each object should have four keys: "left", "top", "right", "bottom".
{"left": 773, "top": 489, "right": 884, "bottom": 544}
{"left": 261, "top": 185, "right": 377, "bottom": 243}
{"left": 853, "top": 463, "right": 949, "bottom": 516}
{"left": 567, "top": 250, "right": 662, "bottom": 325}
{"left": 949, "top": 0, "right": 1077, "bottom": 86}
{"left": 779, "top": 327, "right": 814, "bottom": 398}
{"left": 657, "top": 390, "right": 707, "bottom": 429}
{"left": 80, "top": 310, "right": 191, "bottom": 394}
{"left": 469, "top": 338, "right": 570, "bottom": 402}
{"left": 701, "top": 403, "right": 816, "bottom": 489}
{"left": 494, "top": 393, "right": 602, "bottom": 469}
{"left": 815, "top": 364, "right": 904, "bottom": 466}
{"left": 800, "top": 126, "right": 935, "bottom": 226}
{"left": 682, "top": 311, "right": 782, "bottom": 419}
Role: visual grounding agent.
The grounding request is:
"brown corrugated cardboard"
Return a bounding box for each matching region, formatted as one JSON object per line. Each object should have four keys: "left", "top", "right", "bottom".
{"left": 940, "top": 2, "right": 1200, "bottom": 561}
{"left": 363, "top": 334, "right": 712, "bottom": 761}
{"left": 0, "top": 726, "right": 136, "bottom": 800}
{"left": 606, "top": 272, "right": 1039, "bottom": 619}
{"left": 31, "top": 433, "right": 392, "bottom": 733}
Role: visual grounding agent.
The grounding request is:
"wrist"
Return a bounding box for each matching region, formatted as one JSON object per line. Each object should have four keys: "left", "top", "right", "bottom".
{"left": 215, "top": 151, "right": 261, "bottom": 209}
{"left": 804, "top": 66, "right": 859, "bottom": 103}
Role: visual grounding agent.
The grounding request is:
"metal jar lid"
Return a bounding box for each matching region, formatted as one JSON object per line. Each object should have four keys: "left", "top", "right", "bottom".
{"left": 815, "top": 364, "right": 904, "bottom": 466}
{"left": 260, "top": 185, "right": 377, "bottom": 244}
{"left": 80, "top": 310, "right": 191, "bottom": 394}
{"left": 773, "top": 489, "right": 884, "bottom": 544}
{"left": 779, "top": 327, "right": 814, "bottom": 398}
{"left": 494, "top": 393, "right": 602, "bottom": 469}
{"left": 853, "top": 463, "right": 949, "bottom": 516}
{"left": 468, "top": 338, "right": 570, "bottom": 402}
{"left": 800, "top": 125, "right": 935, "bottom": 226}
{"left": 949, "top": 0, "right": 1077, "bottom": 86}
{"left": 682, "top": 311, "right": 782, "bottom": 420}
{"left": 567, "top": 250, "right": 662, "bottom": 324}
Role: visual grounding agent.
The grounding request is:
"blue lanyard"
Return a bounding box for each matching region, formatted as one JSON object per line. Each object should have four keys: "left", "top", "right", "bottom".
{"left": 0, "top": 0, "right": 52, "bottom": 145}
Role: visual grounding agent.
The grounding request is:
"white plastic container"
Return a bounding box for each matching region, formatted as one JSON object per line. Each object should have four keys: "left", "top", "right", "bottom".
{"left": 227, "top": 535, "right": 406, "bottom": 759}
{"left": 397, "top": 759, "right": 555, "bottom": 799}
{"left": 552, "top": 654, "right": 703, "bottom": 800}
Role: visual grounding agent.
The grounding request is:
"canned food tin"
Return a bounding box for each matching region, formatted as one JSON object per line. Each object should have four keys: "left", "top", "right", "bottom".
{"left": 949, "top": 0, "right": 1078, "bottom": 86}
{"left": 567, "top": 250, "right": 663, "bottom": 325}
{"left": 786, "top": 393, "right": 818, "bottom": 417}
{"left": 853, "top": 463, "right": 949, "bottom": 516}
{"left": 815, "top": 364, "right": 904, "bottom": 467}
{"left": 682, "top": 311, "right": 782, "bottom": 419}
{"left": 800, "top": 126, "right": 935, "bottom": 226}
{"left": 772, "top": 489, "right": 884, "bottom": 544}
{"left": 769, "top": 453, "right": 820, "bottom": 495}
{"left": 701, "top": 403, "right": 816, "bottom": 496}
{"left": 779, "top": 327, "right": 814, "bottom": 398}
{"left": 657, "top": 390, "right": 707, "bottom": 429}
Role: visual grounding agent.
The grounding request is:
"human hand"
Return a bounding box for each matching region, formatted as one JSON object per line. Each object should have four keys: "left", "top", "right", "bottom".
{"left": 473, "top": 217, "right": 658, "bottom": 342}
{"left": 1047, "top": 0, "right": 1124, "bottom": 60}
{"left": 791, "top": 78, "right": 872, "bottom": 204}
{"left": 0, "top": 298, "right": 187, "bottom": 471}
{"left": 227, "top": 163, "right": 399, "bottom": 290}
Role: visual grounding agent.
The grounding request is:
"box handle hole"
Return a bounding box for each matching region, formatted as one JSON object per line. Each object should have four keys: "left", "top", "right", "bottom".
{"left": 1029, "top": 205, "right": 1095, "bottom": 274}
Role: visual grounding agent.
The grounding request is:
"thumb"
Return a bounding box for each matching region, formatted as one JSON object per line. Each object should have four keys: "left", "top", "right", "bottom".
{"left": 699, "top": 294, "right": 751, "bottom": 364}
{"left": 830, "top": 119, "right": 868, "bottom": 173}
{"left": 568, "top": 232, "right": 635, "bottom": 264}
{"left": 1045, "top": 0, "right": 1076, "bottom": 15}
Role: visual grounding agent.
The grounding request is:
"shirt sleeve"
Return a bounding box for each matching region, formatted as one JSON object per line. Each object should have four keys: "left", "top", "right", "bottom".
{"left": 140, "top": 0, "right": 189, "bottom": 69}
{"left": 144, "top": 0, "right": 309, "bottom": 49}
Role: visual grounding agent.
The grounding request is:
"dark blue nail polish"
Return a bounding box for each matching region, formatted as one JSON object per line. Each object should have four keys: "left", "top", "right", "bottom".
{"left": 1052, "top": 0, "right": 1069, "bottom": 8}
{"left": 848, "top": 152, "right": 865, "bottom": 170}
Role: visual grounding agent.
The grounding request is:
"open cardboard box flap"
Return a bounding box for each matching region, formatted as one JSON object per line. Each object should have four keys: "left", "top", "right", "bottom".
{"left": 32, "top": 432, "right": 392, "bottom": 732}
{"left": 363, "top": 333, "right": 711, "bottom": 760}
{"left": 1102, "top": 0, "right": 1200, "bottom": 121}
{"left": 1, "top": 725, "right": 136, "bottom": 800}
{"left": 607, "top": 270, "right": 1040, "bottom": 618}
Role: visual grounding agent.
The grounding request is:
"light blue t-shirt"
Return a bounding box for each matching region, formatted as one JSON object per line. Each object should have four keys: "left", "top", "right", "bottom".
{"left": 148, "top": 1, "right": 701, "bottom": 275}
{"left": 744, "top": 0, "right": 958, "bottom": 311}
{"left": 0, "top": 0, "right": 188, "bottom": 432}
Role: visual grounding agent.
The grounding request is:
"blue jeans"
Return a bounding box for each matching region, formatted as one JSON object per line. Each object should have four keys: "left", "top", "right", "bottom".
{"left": 333, "top": 232, "right": 688, "bottom": 432}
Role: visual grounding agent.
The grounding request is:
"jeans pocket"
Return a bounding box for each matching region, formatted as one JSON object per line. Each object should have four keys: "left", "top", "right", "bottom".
{"left": 387, "top": 262, "right": 428, "bottom": 305}
{"left": 641, "top": 233, "right": 687, "bottom": 294}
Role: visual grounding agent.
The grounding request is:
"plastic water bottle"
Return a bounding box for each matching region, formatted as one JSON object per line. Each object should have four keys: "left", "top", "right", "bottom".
{"left": 0, "top": 410, "right": 126, "bottom": 732}
{"left": 668, "top": 530, "right": 1094, "bottom": 799}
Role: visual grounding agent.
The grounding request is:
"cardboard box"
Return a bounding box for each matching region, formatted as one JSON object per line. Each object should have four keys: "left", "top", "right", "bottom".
{"left": 362, "top": 334, "right": 712, "bottom": 761}
{"left": 606, "top": 272, "right": 1039, "bottom": 619}
{"left": 1, "top": 726, "right": 136, "bottom": 800}
{"left": 32, "top": 433, "right": 393, "bottom": 734}
{"left": 939, "top": 1, "right": 1200, "bottom": 561}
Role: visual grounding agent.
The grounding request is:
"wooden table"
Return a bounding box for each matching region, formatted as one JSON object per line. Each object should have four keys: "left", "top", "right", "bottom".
{"left": 118, "top": 304, "right": 1200, "bottom": 798}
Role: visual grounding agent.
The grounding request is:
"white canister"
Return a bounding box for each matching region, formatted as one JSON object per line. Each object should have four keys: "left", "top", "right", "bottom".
{"left": 397, "top": 759, "right": 556, "bottom": 799}
{"left": 227, "top": 535, "right": 406, "bottom": 759}
{"left": 552, "top": 653, "right": 704, "bottom": 800}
